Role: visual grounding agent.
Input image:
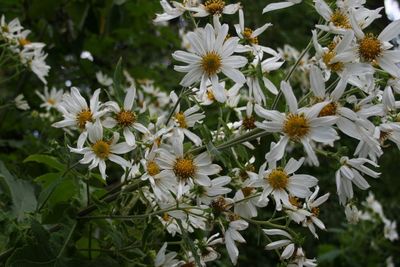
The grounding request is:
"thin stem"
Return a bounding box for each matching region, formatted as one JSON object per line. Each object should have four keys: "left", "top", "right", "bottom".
{"left": 57, "top": 222, "right": 77, "bottom": 258}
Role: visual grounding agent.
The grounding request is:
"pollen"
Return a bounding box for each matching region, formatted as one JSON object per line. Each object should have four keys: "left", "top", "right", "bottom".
{"left": 283, "top": 113, "right": 310, "bottom": 140}
{"left": 18, "top": 38, "right": 31, "bottom": 46}
{"left": 289, "top": 196, "right": 302, "bottom": 208}
{"left": 162, "top": 212, "right": 170, "bottom": 221}
{"left": 92, "top": 140, "right": 110, "bottom": 159}
{"left": 201, "top": 51, "right": 222, "bottom": 76}
{"left": 173, "top": 157, "right": 196, "bottom": 180}
{"left": 243, "top": 28, "right": 258, "bottom": 44}
{"left": 175, "top": 112, "right": 188, "bottom": 128}
{"left": 267, "top": 168, "right": 289, "bottom": 190}
{"left": 204, "top": 0, "right": 225, "bottom": 15}
{"left": 211, "top": 196, "right": 230, "bottom": 214}
{"left": 330, "top": 10, "right": 351, "bottom": 29}
{"left": 311, "top": 207, "right": 320, "bottom": 217}
{"left": 358, "top": 34, "right": 382, "bottom": 62}
{"left": 322, "top": 51, "right": 344, "bottom": 72}
{"left": 47, "top": 98, "right": 56, "bottom": 105}
{"left": 206, "top": 89, "right": 215, "bottom": 101}
{"left": 242, "top": 115, "right": 256, "bottom": 130}
{"left": 319, "top": 102, "right": 337, "bottom": 117}
{"left": 146, "top": 161, "right": 160, "bottom": 176}
{"left": 76, "top": 109, "right": 93, "bottom": 129}
{"left": 242, "top": 187, "right": 254, "bottom": 197}
{"left": 116, "top": 109, "right": 136, "bottom": 127}
{"left": 379, "top": 131, "right": 392, "bottom": 145}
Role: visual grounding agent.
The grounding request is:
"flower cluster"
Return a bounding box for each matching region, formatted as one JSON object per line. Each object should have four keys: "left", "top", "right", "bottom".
{"left": 36, "top": 0, "right": 400, "bottom": 265}
{"left": 0, "top": 15, "right": 50, "bottom": 84}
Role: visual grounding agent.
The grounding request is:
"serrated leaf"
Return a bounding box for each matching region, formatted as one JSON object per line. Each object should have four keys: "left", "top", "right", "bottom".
{"left": 24, "top": 154, "right": 65, "bottom": 172}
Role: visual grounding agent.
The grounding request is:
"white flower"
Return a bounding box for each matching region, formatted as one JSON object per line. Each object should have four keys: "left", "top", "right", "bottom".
{"left": 14, "top": 94, "right": 30, "bottom": 110}
{"left": 155, "top": 242, "right": 182, "bottom": 267}
{"left": 264, "top": 229, "right": 296, "bottom": 259}
{"left": 303, "top": 186, "right": 329, "bottom": 238}
{"left": 250, "top": 157, "right": 318, "bottom": 211}
{"left": 335, "top": 157, "right": 380, "bottom": 205}
{"left": 53, "top": 87, "right": 107, "bottom": 148}
{"left": 69, "top": 120, "right": 133, "bottom": 179}
{"left": 189, "top": 0, "right": 240, "bottom": 18}
{"left": 95, "top": 71, "right": 113, "bottom": 87}
{"left": 35, "top": 87, "right": 63, "bottom": 111}
{"left": 153, "top": 0, "right": 190, "bottom": 23}
{"left": 350, "top": 18, "right": 400, "bottom": 78}
{"left": 233, "top": 178, "right": 268, "bottom": 218}
{"left": 156, "top": 133, "right": 221, "bottom": 199}
{"left": 172, "top": 23, "right": 247, "bottom": 102}
{"left": 224, "top": 219, "right": 248, "bottom": 265}
{"left": 344, "top": 204, "right": 360, "bottom": 224}
{"left": 103, "top": 87, "right": 149, "bottom": 146}
{"left": 195, "top": 233, "right": 224, "bottom": 265}
{"left": 383, "top": 220, "right": 398, "bottom": 241}
{"left": 197, "top": 175, "right": 232, "bottom": 205}
{"left": 255, "top": 81, "right": 338, "bottom": 165}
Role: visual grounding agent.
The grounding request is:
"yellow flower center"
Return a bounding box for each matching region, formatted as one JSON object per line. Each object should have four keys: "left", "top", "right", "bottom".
{"left": 175, "top": 112, "right": 188, "bottom": 128}
{"left": 319, "top": 102, "right": 337, "bottom": 117}
{"left": 311, "top": 207, "right": 320, "bottom": 217}
{"left": 242, "top": 187, "right": 254, "bottom": 197}
{"left": 92, "top": 140, "right": 110, "bottom": 159}
{"left": 173, "top": 157, "right": 196, "bottom": 180}
{"left": 379, "top": 131, "right": 392, "bottom": 144}
{"left": 116, "top": 109, "right": 136, "bottom": 127}
{"left": 76, "top": 109, "right": 93, "bottom": 129}
{"left": 289, "top": 196, "right": 302, "bottom": 208}
{"left": 146, "top": 161, "right": 160, "bottom": 176}
{"left": 2, "top": 25, "right": 9, "bottom": 33}
{"left": 322, "top": 50, "right": 344, "bottom": 72}
{"left": 330, "top": 10, "right": 351, "bottom": 29}
{"left": 19, "top": 38, "right": 31, "bottom": 46}
{"left": 242, "top": 115, "right": 256, "bottom": 130}
{"left": 283, "top": 113, "right": 310, "bottom": 140}
{"left": 162, "top": 212, "right": 170, "bottom": 221}
{"left": 206, "top": 89, "right": 215, "bottom": 101}
{"left": 47, "top": 98, "right": 56, "bottom": 105}
{"left": 211, "top": 196, "right": 230, "bottom": 214}
{"left": 267, "top": 168, "right": 289, "bottom": 190}
{"left": 358, "top": 34, "right": 382, "bottom": 62}
{"left": 204, "top": 0, "right": 225, "bottom": 15}
{"left": 201, "top": 51, "right": 222, "bottom": 76}
{"left": 243, "top": 27, "right": 258, "bottom": 44}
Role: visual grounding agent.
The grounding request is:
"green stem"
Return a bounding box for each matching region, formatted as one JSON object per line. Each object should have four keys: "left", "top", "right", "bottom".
{"left": 57, "top": 222, "right": 77, "bottom": 258}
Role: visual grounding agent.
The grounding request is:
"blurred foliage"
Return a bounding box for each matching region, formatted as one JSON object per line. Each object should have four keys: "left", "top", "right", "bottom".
{"left": 0, "top": 0, "right": 399, "bottom": 266}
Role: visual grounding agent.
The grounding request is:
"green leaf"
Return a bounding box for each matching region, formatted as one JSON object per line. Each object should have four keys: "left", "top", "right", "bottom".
{"left": 0, "top": 161, "right": 37, "bottom": 221}
{"left": 34, "top": 173, "right": 63, "bottom": 211}
{"left": 24, "top": 154, "right": 65, "bottom": 172}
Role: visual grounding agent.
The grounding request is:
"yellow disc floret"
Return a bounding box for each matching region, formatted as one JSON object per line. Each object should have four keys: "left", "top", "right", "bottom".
{"left": 92, "top": 140, "right": 110, "bottom": 159}
{"left": 330, "top": 10, "right": 351, "bottom": 29}
{"left": 204, "top": 0, "right": 225, "bottom": 15}
{"left": 147, "top": 161, "right": 160, "bottom": 176}
{"left": 175, "top": 112, "right": 188, "bottom": 128}
{"left": 358, "top": 34, "right": 382, "bottom": 62}
{"left": 319, "top": 102, "right": 337, "bottom": 117}
{"left": 201, "top": 51, "right": 222, "bottom": 76}
{"left": 173, "top": 157, "right": 196, "bottom": 180}
{"left": 283, "top": 113, "right": 310, "bottom": 140}
{"left": 267, "top": 168, "right": 289, "bottom": 190}
{"left": 76, "top": 109, "right": 93, "bottom": 129}
{"left": 116, "top": 109, "right": 136, "bottom": 127}
{"left": 243, "top": 28, "right": 258, "bottom": 44}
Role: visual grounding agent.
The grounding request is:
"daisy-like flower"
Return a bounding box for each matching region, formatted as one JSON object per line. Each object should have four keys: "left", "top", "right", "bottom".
{"left": 189, "top": 0, "right": 241, "bottom": 18}
{"left": 255, "top": 81, "right": 338, "bottom": 165}
{"left": 250, "top": 157, "right": 318, "bottom": 211}
{"left": 35, "top": 87, "right": 63, "bottom": 111}
{"left": 156, "top": 134, "right": 221, "bottom": 199}
{"left": 264, "top": 229, "right": 296, "bottom": 260}
{"left": 345, "top": 203, "right": 360, "bottom": 224}
{"left": 0, "top": 15, "right": 23, "bottom": 41}
{"left": 103, "top": 87, "right": 149, "bottom": 146}
{"left": 155, "top": 242, "right": 182, "bottom": 267}
{"left": 140, "top": 148, "right": 176, "bottom": 201}
{"left": 302, "top": 186, "right": 329, "bottom": 238}
{"left": 69, "top": 121, "right": 133, "bottom": 179}
{"left": 234, "top": 9, "right": 273, "bottom": 56}
{"left": 233, "top": 184, "right": 268, "bottom": 219}
{"left": 153, "top": 0, "right": 191, "bottom": 23}
{"left": 172, "top": 23, "right": 247, "bottom": 102}
{"left": 14, "top": 94, "right": 30, "bottom": 110}
{"left": 314, "top": 0, "right": 382, "bottom": 34}
{"left": 224, "top": 217, "right": 248, "bottom": 265}
{"left": 350, "top": 17, "right": 400, "bottom": 78}
{"left": 170, "top": 94, "right": 205, "bottom": 146}
{"left": 335, "top": 156, "right": 380, "bottom": 204}
{"left": 195, "top": 233, "right": 224, "bottom": 265}
{"left": 195, "top": 175, "right": 232, "bottom": 205}
{"left": 52, "top": 87, "right": 106, "bottom": 148}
